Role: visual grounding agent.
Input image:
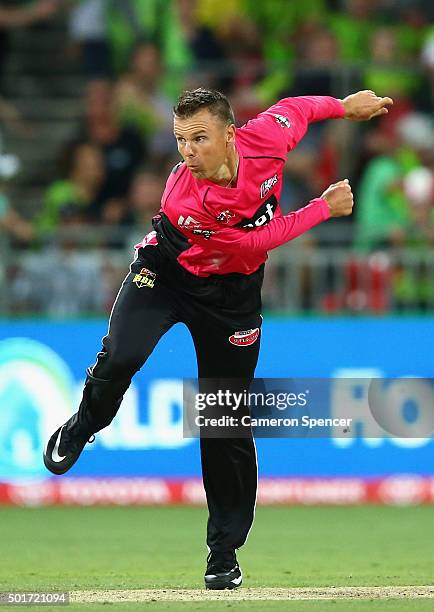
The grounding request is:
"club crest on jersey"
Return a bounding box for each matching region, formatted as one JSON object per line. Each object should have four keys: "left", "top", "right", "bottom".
{"left": 271, "top": 113, "right": 291, "bottom": 128}
{"left": 133, "top": 267, "right": 156, "bottom": 289}
{"left": 229, "top": 328, "right": 260, "bottom": 347}
{"left": 260, "top": 174, "right": 278, "bottom": 199}
{"left": 216, "top": 209, "right": 236, "bottom": 224}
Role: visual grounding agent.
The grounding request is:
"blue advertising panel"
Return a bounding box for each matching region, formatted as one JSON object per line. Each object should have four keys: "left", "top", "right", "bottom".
{"left": 0, "top": 319, "right": 433, "bottom": 483}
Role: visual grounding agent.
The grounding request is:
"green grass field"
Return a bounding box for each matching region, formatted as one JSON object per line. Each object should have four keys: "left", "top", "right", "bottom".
{"left": 0, "top": 505, "right": 433, "bottom": 611}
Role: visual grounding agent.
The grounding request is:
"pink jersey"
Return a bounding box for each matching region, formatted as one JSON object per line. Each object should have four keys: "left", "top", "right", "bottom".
{"left": 136, "top": 96, "right": 345, "bottom": 276}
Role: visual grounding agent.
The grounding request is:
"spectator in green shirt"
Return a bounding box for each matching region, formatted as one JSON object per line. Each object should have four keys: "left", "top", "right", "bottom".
{"left": 113, "top": 41, "right": 173, "bottom": 158}
{"left": 106, "top": 0, "right": 192, "bottom": 98}
{"left": 355, "top": 112, "right": 433, "bottom": 250}
{"left": 364, "top": 27, "right": 421, "bottom": 100}
{"left": 327, "top": 0, "right": 375, "bottom": 64}
{"left": 37, "top": 141, "right": 105, "bottom": 233}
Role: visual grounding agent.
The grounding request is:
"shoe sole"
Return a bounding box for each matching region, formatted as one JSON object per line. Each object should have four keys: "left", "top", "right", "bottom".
{"left": 204, "top": 574, "right": 242, "bottom": 590}
{"left": 205, "top": 580, "right": 241, "bottom": 590}
{"left": 43, "top": 453, "right": 78, "bottom": 475}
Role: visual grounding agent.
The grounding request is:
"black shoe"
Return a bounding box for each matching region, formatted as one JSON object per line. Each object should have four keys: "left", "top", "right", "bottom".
{"left": 204, "top": 550, "right": 242, "bottom": 590}
{"left": 43, "top": 416, "right": 95, "bottom": 475}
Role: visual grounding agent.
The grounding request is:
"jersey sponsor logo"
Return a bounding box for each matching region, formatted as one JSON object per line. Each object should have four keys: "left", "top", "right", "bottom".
{"left": 191, "top": 228, "right": 216, "bottom": 240}
{"left": 271, "top": 113, "right": 291, "bottom": 128}
{"left": 133, "top": 267, "right": 156, "bottom": 289}
{"left": 236, "top": 195, "right": 278, "bottom": 229}
{"left": 260, "top": 174, "right": 278, "bottom": 199}
{"left": 216, "top": 209, "right": 236, "bottom": 224}
{"left": 229, "top": 328, "right": 260, "bottom": 347}
{"left": 178, "top": 215, "right": 215, "bottom": 239}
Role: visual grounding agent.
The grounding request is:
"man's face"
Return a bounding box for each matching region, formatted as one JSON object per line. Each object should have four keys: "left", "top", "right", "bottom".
{"left": 173, "top": 109, "right": 235, "bottom": 180}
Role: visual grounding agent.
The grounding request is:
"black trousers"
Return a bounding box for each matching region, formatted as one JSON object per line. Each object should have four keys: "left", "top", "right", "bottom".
{"left": 74, "top": 244, "right": 263, "bottom": 552}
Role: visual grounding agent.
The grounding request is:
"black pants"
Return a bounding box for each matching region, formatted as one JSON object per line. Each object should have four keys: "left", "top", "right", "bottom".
{"left": 74, "top": 244, "right": 263, "bottom": 552}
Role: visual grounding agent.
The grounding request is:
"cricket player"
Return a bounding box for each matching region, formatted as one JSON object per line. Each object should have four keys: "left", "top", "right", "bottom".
{"left": 44, "top": 88, "right": 392, "bottom": 589}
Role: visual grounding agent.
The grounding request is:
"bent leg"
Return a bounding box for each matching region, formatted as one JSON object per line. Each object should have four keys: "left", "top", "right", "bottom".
{"left": 74, "top": 252, "right": 178, "bottom": 435}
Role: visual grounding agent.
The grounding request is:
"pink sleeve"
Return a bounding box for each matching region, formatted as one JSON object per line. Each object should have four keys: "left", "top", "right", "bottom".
{"left": 209, "top": 198, "right": 330, "bottom": 254}
{"left": 260, "top": 96, "right": 346, "bottom": 153}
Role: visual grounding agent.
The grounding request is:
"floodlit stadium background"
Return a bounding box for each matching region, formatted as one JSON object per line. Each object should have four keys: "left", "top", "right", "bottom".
{"left": 0, "top": 0, "right": 433, "bottom": 507}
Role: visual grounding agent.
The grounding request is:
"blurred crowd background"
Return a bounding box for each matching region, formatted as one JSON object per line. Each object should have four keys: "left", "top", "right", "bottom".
{"left": 0, "top": 0, "right": 433, "bottom": 317}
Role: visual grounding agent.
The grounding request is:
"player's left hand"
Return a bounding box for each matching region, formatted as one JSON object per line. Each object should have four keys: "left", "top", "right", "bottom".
{"left": 340, "top": 90, "right": 393, "bottom": 121}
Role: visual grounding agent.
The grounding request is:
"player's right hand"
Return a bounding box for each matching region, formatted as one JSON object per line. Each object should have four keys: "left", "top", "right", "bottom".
{"left": 340, "top": 90, "right": 393, "bottom": 121}
{"left": 321, "top": 179, "right": 354, "bottom": 217}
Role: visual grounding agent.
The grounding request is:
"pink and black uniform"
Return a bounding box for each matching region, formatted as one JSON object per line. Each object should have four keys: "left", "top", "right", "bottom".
{"left": 137, "top": 95, "right": 344, "bottom": 276}
{"left": 75, "top": 96, "right": 345, "bottom": 556}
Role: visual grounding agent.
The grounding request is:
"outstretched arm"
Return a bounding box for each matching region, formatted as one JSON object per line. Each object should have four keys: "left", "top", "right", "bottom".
{"left": 206, "top": 180, "right": 354, "bottom": 255}
{"left": 253, "top": 91, "right": 393, "bottom": 154}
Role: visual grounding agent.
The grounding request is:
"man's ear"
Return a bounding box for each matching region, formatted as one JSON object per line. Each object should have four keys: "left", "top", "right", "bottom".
{"left": 226, "top": 124, "right": 236, "bottom": 144}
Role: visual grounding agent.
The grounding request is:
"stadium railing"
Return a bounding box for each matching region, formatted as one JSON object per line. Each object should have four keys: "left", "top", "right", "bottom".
{"left": 1, "top": 227, "right": 433, "bottom": 317}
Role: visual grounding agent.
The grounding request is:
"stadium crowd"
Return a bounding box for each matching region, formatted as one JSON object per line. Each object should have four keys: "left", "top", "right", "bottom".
{"left": 0, "top": 0, "right": 433, "bottom": 315}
